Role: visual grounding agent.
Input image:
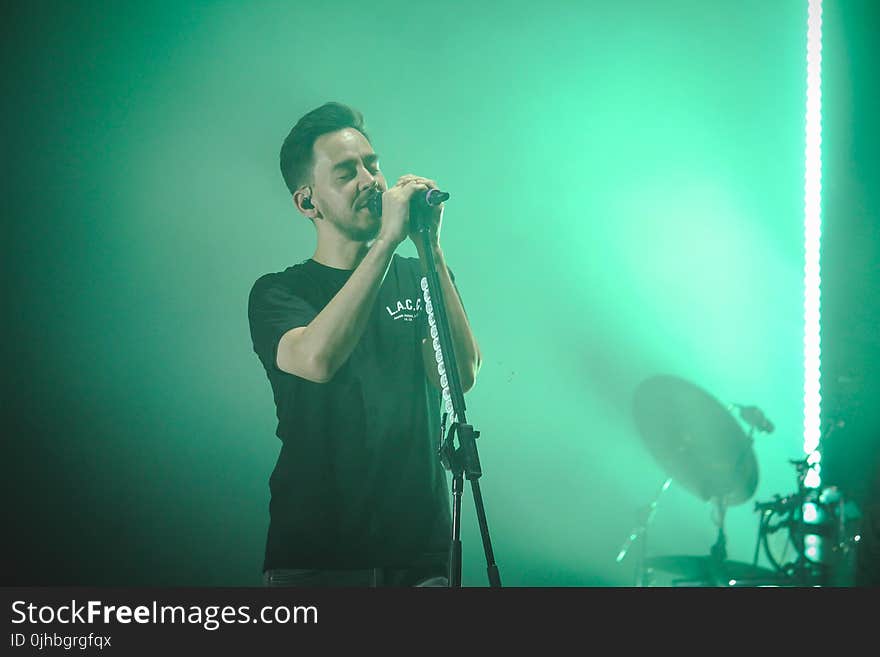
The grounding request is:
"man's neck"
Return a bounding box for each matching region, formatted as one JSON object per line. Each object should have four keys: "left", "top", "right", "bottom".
{"left": 311, "top": 236, "right": 372, "bottom": 270}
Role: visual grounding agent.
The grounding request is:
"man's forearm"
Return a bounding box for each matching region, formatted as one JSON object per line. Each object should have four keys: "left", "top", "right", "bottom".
{"left": 299, "top": 239, "right": 396, "bottom": 379}
{"left": 419, "top": 246, "right": 481, "bottom": 390}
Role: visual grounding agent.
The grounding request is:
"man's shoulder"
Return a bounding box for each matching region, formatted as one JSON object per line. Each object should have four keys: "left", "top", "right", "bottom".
{"left": 248, "top": 261, "right": 312, "bottom": 304}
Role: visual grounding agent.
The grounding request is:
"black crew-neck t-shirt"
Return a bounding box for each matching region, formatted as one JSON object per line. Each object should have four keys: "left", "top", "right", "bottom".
{"left": 248, "top": 254, "right": 452, "bottom": 570}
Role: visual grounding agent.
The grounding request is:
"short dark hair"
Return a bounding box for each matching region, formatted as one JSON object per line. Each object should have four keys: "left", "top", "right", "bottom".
{"left": 279, "top": 102, "right": 370, "bottom": 195}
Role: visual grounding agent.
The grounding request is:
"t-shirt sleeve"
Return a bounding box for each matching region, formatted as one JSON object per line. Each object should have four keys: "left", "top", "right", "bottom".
{"left": 248, "top": 274, "right": 318, "bottom": 372}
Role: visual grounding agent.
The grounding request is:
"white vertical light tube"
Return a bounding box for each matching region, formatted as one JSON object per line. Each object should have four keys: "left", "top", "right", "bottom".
{"left": 803, "top": 0, "right": 823, "bottom": 489}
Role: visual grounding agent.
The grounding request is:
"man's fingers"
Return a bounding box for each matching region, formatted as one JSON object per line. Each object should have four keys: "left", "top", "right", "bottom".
{"left": 388, "top": 179, "right": 430, "bottom": 203}
{"left": 396, "top": 174, "right": 438, "bottom": 189}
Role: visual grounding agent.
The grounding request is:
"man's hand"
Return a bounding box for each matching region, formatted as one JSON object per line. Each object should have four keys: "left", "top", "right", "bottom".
{"left": 403, "top": 175, "right": 443, "bottom": 252}
{"left": 376, "top": 174, "right": 433, "bottom": 247}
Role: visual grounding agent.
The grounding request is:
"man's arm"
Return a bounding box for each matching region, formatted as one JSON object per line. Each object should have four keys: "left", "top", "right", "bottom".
{"left": 277, "top": 176, "right": 430, "bottom": 382}
{"left": 276, "top": 238, "right": 396, "bottom": 382}
{"left": 418, "top": 245, "right": 481, "bottom": 393}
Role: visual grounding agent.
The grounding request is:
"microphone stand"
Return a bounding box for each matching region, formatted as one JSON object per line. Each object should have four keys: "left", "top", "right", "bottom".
{"left": 413, "top": 209, "right": 501, "bottom": 589}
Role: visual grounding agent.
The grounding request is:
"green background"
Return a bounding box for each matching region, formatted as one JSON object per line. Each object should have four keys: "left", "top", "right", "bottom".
{"left": 3, "top": 0, "right": 877, "bottom": 586}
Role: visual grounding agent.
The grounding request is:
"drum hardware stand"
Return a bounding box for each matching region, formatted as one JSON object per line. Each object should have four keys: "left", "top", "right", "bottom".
{"left": 789, "top": 417, "right": 849, "bottom": 584}
{"left": 705, "top": 497, "right": 732, "bottom": 586}
{"left": 790, "top": 456, "right": 828, "bottom": 585}
{"left": 752, "top": 494, "right": 796, "bottom": 571}
{"left": 630, "top": 377, "right": 763, "bottom": 586}
{"left": 616, "top": 477, "right": 671, "bottom": 586}
{"left": 751, "top": 452, "right": 835, "bottom": 586}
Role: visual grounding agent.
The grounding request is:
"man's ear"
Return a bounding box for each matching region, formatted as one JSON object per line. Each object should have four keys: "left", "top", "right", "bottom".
{"left": 293, "top": 187, "right": 319, "bottom": 218}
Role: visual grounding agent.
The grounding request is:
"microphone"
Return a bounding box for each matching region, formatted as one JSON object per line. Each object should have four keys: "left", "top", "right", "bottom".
{"left": 733, "top": 404, "right": 775, "bottom": 434}
{"left": 412, "top": 188, "right": 450, "bottom": 210}
{"left": 366, "top": 188, "right": 450, "bottom": 217}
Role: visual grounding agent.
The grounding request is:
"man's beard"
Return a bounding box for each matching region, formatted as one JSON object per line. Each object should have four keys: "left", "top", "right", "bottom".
{"left": 328, "top": 211, "right": 380, "bottom": 242}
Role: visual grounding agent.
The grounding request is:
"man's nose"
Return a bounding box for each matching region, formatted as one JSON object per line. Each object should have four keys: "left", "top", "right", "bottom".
{"left": 357, "top": 167, "right": 377, "bottom": 190}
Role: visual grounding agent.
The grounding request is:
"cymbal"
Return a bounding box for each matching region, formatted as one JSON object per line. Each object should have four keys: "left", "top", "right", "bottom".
{"left": 633, "top": 375, "right": 758, "bottom": 505}
{"left": 644, "top": 555, "right": 780, "bottom": 585}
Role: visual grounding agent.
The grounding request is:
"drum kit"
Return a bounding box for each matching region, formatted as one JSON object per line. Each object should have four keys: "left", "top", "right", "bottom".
{"left": 620, "top": 374, "right": 861, "bottom": 587}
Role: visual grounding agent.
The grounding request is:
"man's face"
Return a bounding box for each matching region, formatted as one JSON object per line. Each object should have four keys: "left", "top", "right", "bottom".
{"left": 308, "top": 128, "right": 386, "bottom": 242}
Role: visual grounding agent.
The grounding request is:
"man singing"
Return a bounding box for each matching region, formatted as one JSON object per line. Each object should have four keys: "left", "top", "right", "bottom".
{"left": 248, "top": 102, "right": 481, "bottom": 586}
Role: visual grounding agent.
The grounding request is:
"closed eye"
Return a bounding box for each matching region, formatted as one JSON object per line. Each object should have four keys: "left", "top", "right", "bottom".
{"left": 332, "top": 154, "right": 380, "bottom": 181}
